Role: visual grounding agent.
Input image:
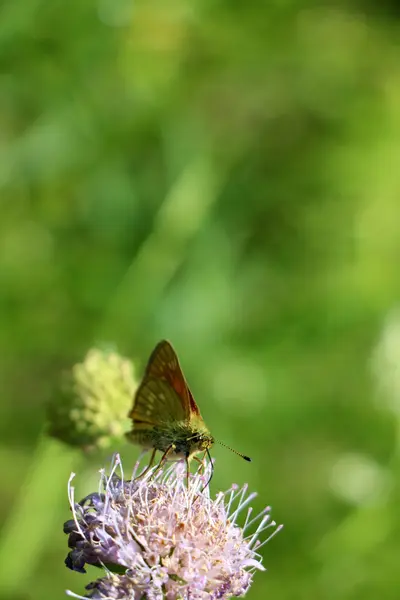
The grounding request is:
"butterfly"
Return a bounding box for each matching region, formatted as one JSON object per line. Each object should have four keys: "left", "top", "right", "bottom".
{"left": 126, "top": 340, "right": 251, "bottom": 485}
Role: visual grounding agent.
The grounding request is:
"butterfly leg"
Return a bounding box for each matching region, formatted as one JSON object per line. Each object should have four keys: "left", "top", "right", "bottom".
{"left": 134, "top": 447, "right": 157, "bottom": 480}
{"left": 185, "top": 455, "right": 191, "bottom": 488}
{"left": 201, "top": 448, "right": 214, "bottom": 491}
{"left": 150, "top": 444, "right": 176, "bottom": 479}
{"left": 193, "top": 450, "right": 208, "bottom": 472}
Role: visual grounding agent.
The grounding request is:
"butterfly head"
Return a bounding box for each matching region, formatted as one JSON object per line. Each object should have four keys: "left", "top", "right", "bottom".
{"left": 186, "top": 431, "right": 214, "bottom": 457}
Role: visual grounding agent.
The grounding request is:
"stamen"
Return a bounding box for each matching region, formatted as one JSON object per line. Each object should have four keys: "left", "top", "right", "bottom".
{"left": 229, "top": 491, "right": 257, "bottom": 524}
{"left": 102, "top": 454, "right": 121, "bottom": 530}
{"left": 247, "top": 516, "right": 277, "bottom": 547}
{"left": 66, "top": 590, "right": 86, "bottom": 599}
{"left": 225, "top": 484, "right": 239, "bottom": 515}
{"left": 243, "top": 507, "right": 253, "bottom": 531}
{"left": 245, "top": 506, "right": 271, "bottom": 530}
{"left": 253, "top": 524, "right": 284, "bottom": 551}
{"left": 67, "top": 474, "right": 86, "bottom": 542}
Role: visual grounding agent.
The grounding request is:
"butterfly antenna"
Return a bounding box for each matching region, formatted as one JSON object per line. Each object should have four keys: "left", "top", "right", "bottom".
{"left": 215, "top": 440, "right": 252, "bottom": 462}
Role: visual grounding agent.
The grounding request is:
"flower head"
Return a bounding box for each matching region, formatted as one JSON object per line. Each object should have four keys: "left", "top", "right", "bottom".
{"left": 48, "top": 349, "right": 137, "bottom": 450}
{"left": 64, "top": 456, "right": 282, "bottom": 599}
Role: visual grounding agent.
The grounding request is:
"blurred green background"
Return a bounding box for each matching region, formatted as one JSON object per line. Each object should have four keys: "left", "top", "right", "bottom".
{"left": 1, "top": 1, "right": 400, "bottom": 599}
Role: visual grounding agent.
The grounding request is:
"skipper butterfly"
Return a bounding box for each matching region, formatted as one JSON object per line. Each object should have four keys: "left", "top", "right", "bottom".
{"left": 126, "top": 340, "right": 250, "bottom": 484}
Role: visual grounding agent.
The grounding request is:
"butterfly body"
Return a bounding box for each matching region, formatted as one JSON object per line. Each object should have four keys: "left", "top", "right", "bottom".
{"left": 126, "top": 340, "right": 214, "bottom": 466}
{"left": 127, "top": 418, "right": 213, "bottom": 460}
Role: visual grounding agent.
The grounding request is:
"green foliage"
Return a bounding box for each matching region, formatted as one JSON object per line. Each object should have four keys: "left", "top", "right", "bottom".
{"left": 1, "top": 1, "right": 400, "bottom": 599}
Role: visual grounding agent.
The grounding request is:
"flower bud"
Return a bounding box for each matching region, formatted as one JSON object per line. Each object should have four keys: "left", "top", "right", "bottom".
{"left": 48, "top": 349, "right": 136, "bottom": 450}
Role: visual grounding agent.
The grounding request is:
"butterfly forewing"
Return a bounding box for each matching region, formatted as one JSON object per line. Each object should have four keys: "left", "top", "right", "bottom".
{"left": 144, "top": 340, "right": 180, "bottom": 379}
{"left": 129, "top": 340, "right": 201, "bottom": 426}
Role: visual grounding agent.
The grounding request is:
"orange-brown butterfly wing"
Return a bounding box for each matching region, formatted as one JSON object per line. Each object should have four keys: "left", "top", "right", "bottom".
{"left": 128, "top": 340, "right": 202, "bottom": 427}
{"left": 130, "top": 378, "right": 186, "bottom": 429}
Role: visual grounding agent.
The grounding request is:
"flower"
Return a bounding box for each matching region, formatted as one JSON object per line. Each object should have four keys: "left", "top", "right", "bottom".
{"left": 48, "top": 348, "right": 137, "bottom": 450}
{"left": 64, "top": 455, "right": 282, "bottom": 599}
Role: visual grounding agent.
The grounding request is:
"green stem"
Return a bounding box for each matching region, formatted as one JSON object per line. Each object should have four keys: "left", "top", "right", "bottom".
{"left": 0, "top": 434, "right": 82, "bottom": 598}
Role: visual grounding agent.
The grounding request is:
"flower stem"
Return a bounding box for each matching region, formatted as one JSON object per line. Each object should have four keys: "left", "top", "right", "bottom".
{"left": 0, "top": 434, "right": 82, "bottom": 598}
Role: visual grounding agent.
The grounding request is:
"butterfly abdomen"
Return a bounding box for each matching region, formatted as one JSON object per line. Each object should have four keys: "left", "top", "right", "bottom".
{"left": 125, "top": 429, "right": 154, "bottom": 449}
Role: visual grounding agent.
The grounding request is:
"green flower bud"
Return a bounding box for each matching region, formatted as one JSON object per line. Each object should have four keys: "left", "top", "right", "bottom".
{"left": 48, "top": 348, "right": 137, "bottom": 450}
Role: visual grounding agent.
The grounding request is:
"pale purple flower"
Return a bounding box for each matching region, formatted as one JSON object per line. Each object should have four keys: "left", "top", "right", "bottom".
{"left": 64, "top": 455, "right": 282, "bottom": 600}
